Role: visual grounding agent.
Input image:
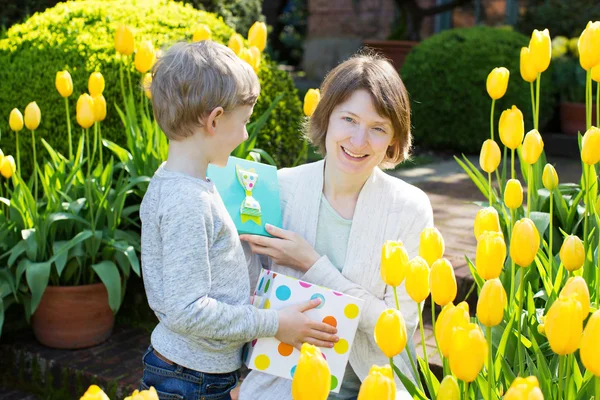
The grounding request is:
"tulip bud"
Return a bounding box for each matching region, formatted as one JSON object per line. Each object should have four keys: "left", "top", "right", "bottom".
{"left": 581, "top": 310, "right": 600, "bottom": 376}
{"left": 430, "top": 258, "right": 457, "bottom": 306}
{"left": 475, "top": 231, "right": 506, "bottom": 280}
{"left": 248, "top": 21, "right": 267, "bottom": 52}
{"left": 578, "top": 21, "right": 600, "bottom": 70}
{"left": 504, "top": 376, "right": 544, "bottom": 400}
{"left": 55, "top": 70, "right": 73, "bottom": 98}
{"left": 228, "top": 33, "right": 244, "bottom": 55}
{"left": 504, "top": 179, "right": 523, "bottom": 210}
{"left": 551, "top": 36, "right": 569, "bottom": 58}
{"left": 437, "top": 376, "right": 460, "bottom": 400}
{"left": 419, "top": 227, "right": 445, "bottom": 267}
{"left": 357, "top": 365, "right": 396, "bottom": 400}
{"left": 0, "top": 155, "right": 16, "bottom": 179}
{"left": 569, "top": 37, "right": 579, "bottom": 57}
{"left": 435, "top": 302, "right": 470, "bottom": 357}
{"left": 291, "top": 343, "right": 331, "bottom": 400}
{"left": 24, "top": 101, "right": 41, "bottom": 130}
{"left": 521, "top": 129, "right": 544, "bottom": 165}
{"left": 88, "top": 72, "right": 105, "bottom": 97}
{"left": 545, "top": 294, "right": 583, "bottom": 355}
{"left": 582, "top": 126, "right": 600, "bottom": 165}
{"left": 486, "top": 67, "right": 509, "bottom": 100}
{"left": 529, "top": 29, "right": 552, "bottom": 73}
{"left": 76, "top": 94, "right": 95, "bottom": 129}
{"left": 474, "top": 207, "right": 502, "bottom": 241}
{"left": 476, "top": 278, "right": 507, "bottom": 327}
{"left": 93, "top": 95, "right": 107, "bottom": 122}
{"left": 520, "top": 47, "right": 538, "bottom": 83}
{"left": 193, "top": 24, "right": 212, "bottom": 42}
{"left": 542, "top": 164, "right": 559, "bottom": 190}
{"left": 9, "top": 108, "right": 24, "bottom": 132}
{"left": 559, "top": 235, "right": 584, "bottom": 272}
{"left": 560, "top": 276, "right": 590, "bottom": 317}
{"left": 499, "top": 105, "right": 524, "bottom": 150}
{"left": 143, "top": 73, "right": 152, "bottom": 99}
{"left": 115, "top": 24, "right": 135, "bottom": 56}
{"left": 479, "top": 139, "right": 501, "bottom": 173}
{"left": 510, "top": 218, "right": 540, "bottom": 267}
{"left": 303, "top": 88, "right": 320, "bottom": 117}
{"left": 239, "top": 48, "right": 253, "bottom": 67}
{"left": 80, "top": 385, "right": 110, "bottom": 400}
{"left": 135, "top": 41, "right": 156, "bottom": 73}
{"left": 380, "top": 240, "right": 409, "bottom": 287}
{"left": 449, "top": 323, "right": 487, "bottom": 383}
{"left": 374, "top": 309, "right": 407, "bottom": 358}
{"left": 405, "top": 256, "right": 430, "bottom": 303}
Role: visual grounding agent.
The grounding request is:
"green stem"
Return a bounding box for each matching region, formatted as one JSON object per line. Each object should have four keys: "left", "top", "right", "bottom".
{"left": 595, "top": 375, "right": 600, "bottom": 400}
{"left": 509, "top": 209, "right": 515, "bottom": 308}
{"left": 517, "top": 267, "right": 525, "bottom": 376}
{"left": 530, "top": 81, "right": 536, "bottom": 128}
{"left": 119, "top": 59, "right": 127, "bottom": 108}
{"left": 487, "top": 326, "right": 494, "bottom": 400}
{"left": 98, "top": 123, "right": 103, "bottom": 168}
{"left": 488, "top": 172, "right": 492, "bottom": 206}
{"left": 535, "top": 73, "right": 541, "bottom": 130}
{"left": 15, "top": 133, "right": 20, "bottom": 177}
{"left": 393, "top": 286, "right": 400, "bottom": 310}
{"left": 86, "top": 128, "right": 91, "bottom": 178}
{"left": 392, "top": 285, "right": 422, "bottom": 391}
{"left": 549, "top": 192, "right": 554, "bottom": 283}
{"left": 565, "top": 353, "right": 572, "bottom": 399}
{"left": 558, "top": 355, "right": 564, "bottom": 400}
{"left": 418, "top": 305, "right": 434, "bottom": 398}
{"left": 587, "top": 70, "right": 592, "bottom": 130}
{"left": 511, "top": 149, "right": 515, "bottom": 180}
{"left": 126, "top": 58, "right": 134, "bottom": 101}
{"left": 463, "top": 381, "right": 469, "bottom": 400}
{"left": 584, "top": 165, "right": 590, "bottom": 270}
{"left": 432, "top": 298, "right": 443, "bottom": 361}
{"left": 65, "top": 97, "right": 72, "bottom": 160}
{"left": 31, "top": 130, "right": 37, "bottom": 202}
{"left": 527, "top": 164, "right": 532, "bottom": 218}
{"left": 490, "top": 99, "right": 495, "bottom": 141}
{"left": 91, "top": 122, "right": 98, "bottom": 173}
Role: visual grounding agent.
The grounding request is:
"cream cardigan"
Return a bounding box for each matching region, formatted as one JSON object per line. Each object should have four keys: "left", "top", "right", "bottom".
{"left": 239, "top": 159, "right": 434, "bottom": 399}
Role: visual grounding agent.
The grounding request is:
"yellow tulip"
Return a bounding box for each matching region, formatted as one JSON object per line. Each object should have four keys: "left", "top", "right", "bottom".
{"left": 486, "top": 67, "right": 509, "bottom": 100}
{"left": 559, "top": 235, "right": 584, "bottom": 272}
{"left": 521, "top": 129, "right": 544, "bottom": 165}
{"left": 303, "top": 88, "right": 320, "bottom": 117}
{"left": 542, "top": 164, "right": 559, "bottom": 190}
{"left": 545, "top": 294, "right": 583, "bottom": 355}
{"left": 504, "top": 179, "right": 523, "bottom": 210}
{"left": 582, "top": 126, "right": 600, "bottom": 165}
{"left": 193, "top": 24, "right": 212, "bottom": 42}
{"left": 449, "top": 322, "right": 487, "bottom": 383}
{"left": 479, "top": 139, "right": 501, "bottom": 173}
{"left": 510, "top": 218, "right": 540, "bottom": 267}
{"left": 143, "top": 73, "right": 152, "bottom": 99}
{"left": 405, "top": 256, "right": 430, "bottom": 303}
{"left": 520, "top": 47, "right": 537, "bottom": 83}
{"left": 374, "top": 309, "right": 407, "bottom": 358}
{"left": 560, "top": 276, "right": 590, "bottom": 317}
{"left": 551, "top": 35, "right": 569, "bottom": 58}
{"left": 249, "top": 46, "right": 261, "bottom": 72}
{"left": 569, "top": 37, "right": 579, "bottom": 56}
{"left": 435, "top": 302, "right": 470, "bottom": 357}
{"left": 578, "top": 21, "right": 600, "bottom": 70}
{"left": 239, "top": 48, "right": 253, "bottom": 66}
{"left": 593, "top": 64, "right": 600, "bottom": 82}
{"left": 125, "top": 387, "right": 159, "bottom": 400}
{"left": 380, "top": 240, "right": 408, "bottom": 287}
{"left": 291, "top": 343, "right": 331, "bottom": 400}
{"left": 93, "top": 95, "right": 107, "bottom": 122}
{"left": 419, "top": 227, "right": 445, "bottom": 266}
{"left": 357, "top": 365, "right": 396, "bottom": 400}
{"left": 228, "top": 33, "right": 244, "bottom": 56}
{"left": 474, "top": 207, "right": 502, "bottom": 241}
{"left": 581, "top": 310, "right": 600, "bottom": 376}
{"left": 476, "top": 278, "right": 507, "bottom": 327}
{"left": 135, "top": 41, "right": 156, "bottom": 73}
{"left": 475, "top": 231, "right": 506, "bottom": 280}
{"left": 24, "top": 101, "right": 41, "bottom": 130}
{"left": 504, "top": 376, "right": 544, "bottom": 400}
{"left": 498, "top": 105, "right": 524, "bottom": 150}
{"left": 9, "top": 108, "right": 23, "bottom": 132}
{"left": 115, "top": 24, "right": 135, "bottom": 56}
{"left": 80, "top": 384, "right": 110, "bottom": 400}
{"left": 529, "top": 29, "right": 551, "bottom": 73}
{"left": 248, "top": 21, "right": 267, "bottom": 52}
{"left": 55, "top": 70, "right": 73, "bottom": 98}
{"left": 437, "top": 376, "right": 460, "bottom": 400}
{"left": 0, "top": 155, "right": 16, "bottom": 179}
{"left": 88, "top": 72, "right": 105, "bottom": 97}
{"left": 430, "top": 258, "right": 457, "bottom": 306}
{"left": 76, "top": 94, "right": 95, "bottom": 129}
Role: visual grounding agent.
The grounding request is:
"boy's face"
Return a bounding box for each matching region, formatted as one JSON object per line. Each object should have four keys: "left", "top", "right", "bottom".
{"left": 211, "top": 105, "right": 254, "bottom": 167}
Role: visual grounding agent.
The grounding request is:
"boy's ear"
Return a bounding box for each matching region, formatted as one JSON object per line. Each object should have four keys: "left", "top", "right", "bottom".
{"left": 204, "top": 107, "right": 224, "bottom": 136}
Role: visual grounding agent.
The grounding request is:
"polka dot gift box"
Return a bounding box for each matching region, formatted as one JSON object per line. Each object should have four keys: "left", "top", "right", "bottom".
{"left": 244, "top": 269, "right": 364, "bottom": 393}
{"left": 207, "top": 156, "right": 282, "bottom": 237}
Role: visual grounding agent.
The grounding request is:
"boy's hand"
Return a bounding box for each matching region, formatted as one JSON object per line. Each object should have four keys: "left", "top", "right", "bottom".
{"left": 275, "top": 298, "right": 339, "bottom": 350}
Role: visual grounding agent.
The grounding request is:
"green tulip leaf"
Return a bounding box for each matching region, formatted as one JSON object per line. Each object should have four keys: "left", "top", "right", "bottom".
{"left": 91, "top": 260, "right": 121, "bottom": 313}
{"left": 391, "top": 363, "right": 428, "bottom": 400}
{"left": 21, "top": 228, "right": 38, "bottom": 260}
{"left": 7, "top": 240, "right": 27, "bottom": 267}
{"left": 25, "top": 261, "right": 51, "bottom": 314}
{"left": 52, "top": 241, "right": 69, "bottom": 277}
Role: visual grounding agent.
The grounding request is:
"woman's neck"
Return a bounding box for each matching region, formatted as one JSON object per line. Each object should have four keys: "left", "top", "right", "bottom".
{"left": 322, "top": 161, "right": 371, "bottom": 219}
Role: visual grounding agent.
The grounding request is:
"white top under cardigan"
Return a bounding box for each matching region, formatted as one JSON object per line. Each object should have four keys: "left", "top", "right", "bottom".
{"left": 239, "top": 159, "right": 434, "bottom": 399}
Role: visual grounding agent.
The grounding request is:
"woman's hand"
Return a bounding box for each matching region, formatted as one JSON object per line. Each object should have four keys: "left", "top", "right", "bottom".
{"left": 239, "top": 224, "right": 320, "bottom": 272}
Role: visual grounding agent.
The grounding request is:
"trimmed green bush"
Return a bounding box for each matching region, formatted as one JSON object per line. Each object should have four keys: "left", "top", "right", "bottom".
{"left": 401, "top": 26, "right": 555, "bottom": 154}
{"left": 0, "top": 0, "right": 303, "bottom": 175}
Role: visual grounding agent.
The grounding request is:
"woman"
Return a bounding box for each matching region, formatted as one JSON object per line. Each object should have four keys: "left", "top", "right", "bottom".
{"left": 239, "top": 52, "right": 433, "bottom": 399}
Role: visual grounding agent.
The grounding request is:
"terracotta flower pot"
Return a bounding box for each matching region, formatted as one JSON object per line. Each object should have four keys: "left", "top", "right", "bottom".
{"left": 32, "top": 283, "right": 114, "bottom": 349}
{"left": 362, "top": 40, "right": 418, "bottom": 70}
{"left": 560, "top": 102, "right": 597, "bottom": 136}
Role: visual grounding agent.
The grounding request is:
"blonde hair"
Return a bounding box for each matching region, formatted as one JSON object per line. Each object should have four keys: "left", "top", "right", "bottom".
{"left": 150, "top": 40, "right": 260, "bottom": 140}
{"left": 305, "top": 51, "right": 411, "bottom": 169}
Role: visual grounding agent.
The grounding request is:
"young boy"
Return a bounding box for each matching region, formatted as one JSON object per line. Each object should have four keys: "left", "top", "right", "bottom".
{"left": 139, "top": 41, "right": 338, "bottom": 399}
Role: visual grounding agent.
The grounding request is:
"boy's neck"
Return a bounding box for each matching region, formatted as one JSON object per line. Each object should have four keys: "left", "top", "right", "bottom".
{"left": 165, "top": 138, "right": 210, "bottom": 180}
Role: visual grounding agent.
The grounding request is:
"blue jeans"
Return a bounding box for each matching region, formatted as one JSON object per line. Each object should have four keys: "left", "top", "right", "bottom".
{"left": 140, "top": 346, "right": 238, "bottom": 400}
